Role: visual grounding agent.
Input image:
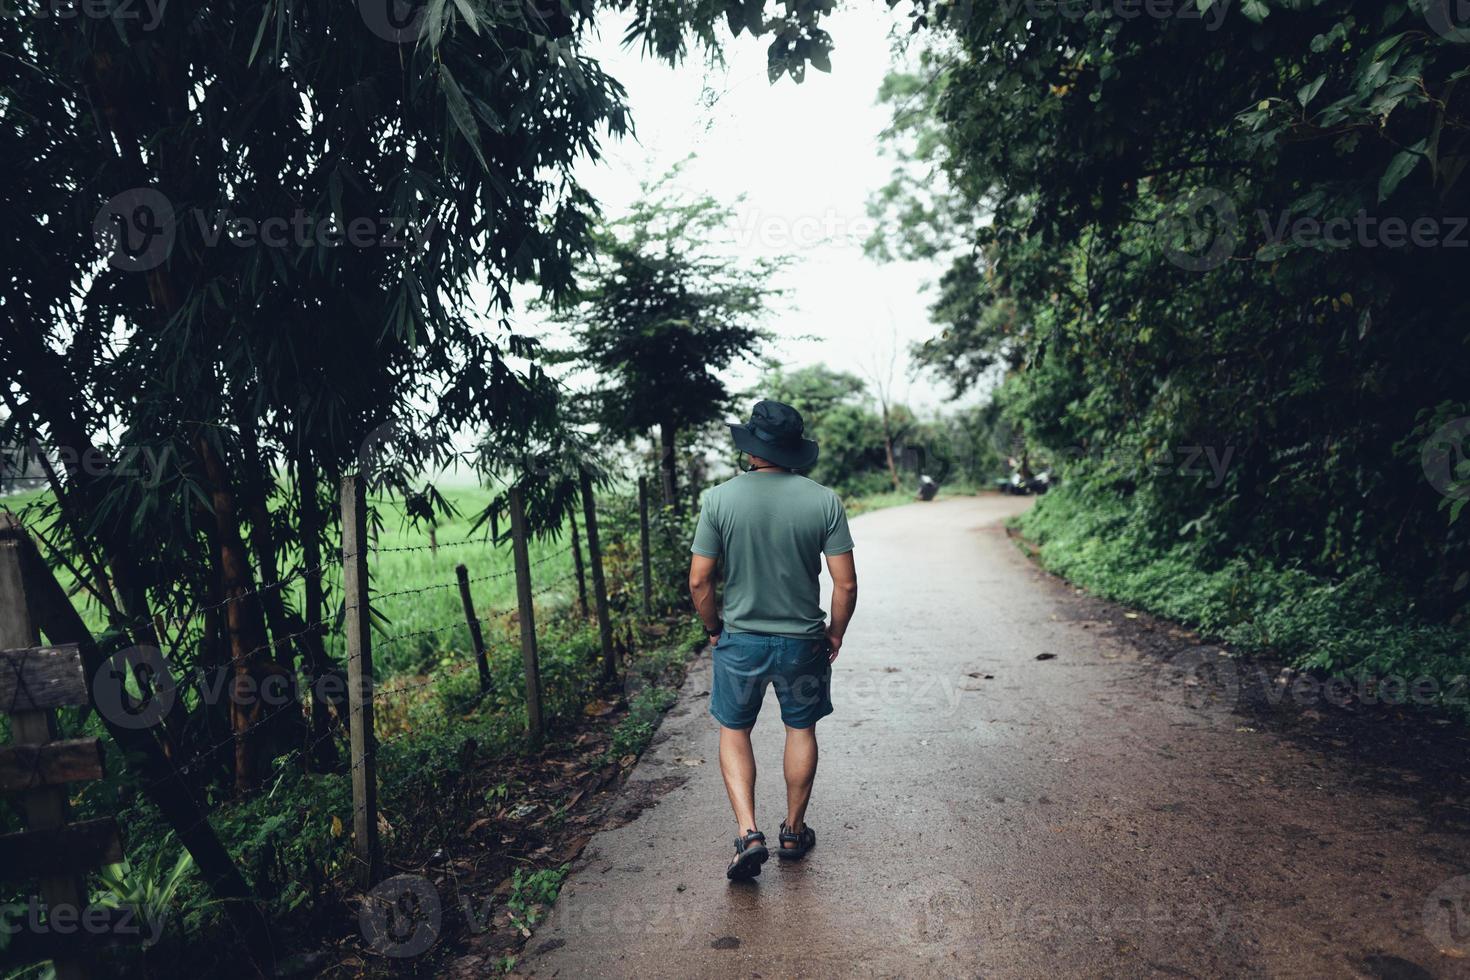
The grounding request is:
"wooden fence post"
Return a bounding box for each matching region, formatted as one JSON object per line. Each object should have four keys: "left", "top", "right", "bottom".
{"left": 508, "top": 487, "right": 544, "bottom": 740}
{"left": 637, "top": 476, "right": 652, "bottom": 617}
{"left": 0, "top": 514, "right": 276, "bottom": 975}
{"left": 568, "top": 511, "right": 588, "bottom": 619}
{"left": 456, "top": 564, "right": 491, "bottom": 693}
{"left": 578, "top": 470, "right": 616, "bottom": 684}
{"left": 0, "top": 534, "right": 92, "bottom": 980}
{"left": 340, "top": 476, "right": 380, "bottom": 888}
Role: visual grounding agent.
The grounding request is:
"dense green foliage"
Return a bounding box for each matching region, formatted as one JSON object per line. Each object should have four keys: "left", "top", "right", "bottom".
{"left": 876, "top": 1, "right": 1470, "bottom": 641}
{"left": 1020, "top": 481, "right": 1470, "bottom": 716}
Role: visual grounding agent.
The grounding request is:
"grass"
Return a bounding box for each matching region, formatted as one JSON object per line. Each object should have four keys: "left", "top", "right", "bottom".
{"left": 1016, "top": 483, "right": 1470, "bottom": 719}
{"left": 329, "top": 489, "right": 581, "bottom": 676}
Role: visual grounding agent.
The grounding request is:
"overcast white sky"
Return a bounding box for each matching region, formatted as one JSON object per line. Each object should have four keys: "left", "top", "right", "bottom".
{"left": 526, "top": 2, "right": 965, "bottom": 415}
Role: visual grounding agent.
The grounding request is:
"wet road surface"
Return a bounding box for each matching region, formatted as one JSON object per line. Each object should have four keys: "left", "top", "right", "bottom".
{"left": 523, "top": 495, "right": 1470, "bottom": 978}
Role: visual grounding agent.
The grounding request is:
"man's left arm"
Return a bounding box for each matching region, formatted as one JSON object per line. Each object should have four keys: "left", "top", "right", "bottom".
{"left": 688, "top": 554, "right": 722, "bottom": 645}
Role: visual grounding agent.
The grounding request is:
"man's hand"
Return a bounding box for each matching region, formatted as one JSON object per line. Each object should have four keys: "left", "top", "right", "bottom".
{"left": 824, "top": 626, "right": 842, "bottom": 663}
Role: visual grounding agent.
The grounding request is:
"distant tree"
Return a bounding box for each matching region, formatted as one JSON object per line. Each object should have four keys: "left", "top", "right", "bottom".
{"left": 549, "top": 170, "right": 785, "bottom": 510}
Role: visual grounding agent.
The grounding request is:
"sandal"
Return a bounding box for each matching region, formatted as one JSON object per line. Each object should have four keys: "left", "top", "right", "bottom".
{"left": 726, "top": 829, "right": 768, "bottom": 881}
{"left": 777, "top": 821, "right": 816, "bottom": 861}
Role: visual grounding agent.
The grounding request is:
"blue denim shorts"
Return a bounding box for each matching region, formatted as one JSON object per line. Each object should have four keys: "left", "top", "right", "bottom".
{"left": 709, "top": 629, "right": 833, "bottom": 730}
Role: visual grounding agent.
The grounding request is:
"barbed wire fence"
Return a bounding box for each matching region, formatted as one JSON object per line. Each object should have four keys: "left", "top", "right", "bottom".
{"left": 0, "top": 468, "right": 654, "bottom": 974}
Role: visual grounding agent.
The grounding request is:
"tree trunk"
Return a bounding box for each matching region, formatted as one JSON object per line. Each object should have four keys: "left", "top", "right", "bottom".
{"left": 195, "top": 433, "right": 274, "bottom": 795}
{"left": 569, "top": 511, "right": 588, "bottom": 618}
{"left": 297, "top": 457, "right": 343, "bottom": 772}
{"left": 658, "top": 421, "right": 680, "bottom": 514}
{"left": 881, "top": 404, "right": 901, "bottom": 492}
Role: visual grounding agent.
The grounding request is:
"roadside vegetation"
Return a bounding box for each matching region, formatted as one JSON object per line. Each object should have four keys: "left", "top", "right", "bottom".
{"left": 869, "top": 1, "right": 1470, "bottom": 711}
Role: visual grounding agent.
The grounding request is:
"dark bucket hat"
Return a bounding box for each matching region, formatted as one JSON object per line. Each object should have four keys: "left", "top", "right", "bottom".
{"left": 728, "top": 399, "right": 819, "bottom": 470}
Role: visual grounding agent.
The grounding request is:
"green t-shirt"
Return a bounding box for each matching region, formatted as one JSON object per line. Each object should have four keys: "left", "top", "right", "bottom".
{"left": 690, "top": 472, "right": 855, "bottom": 638}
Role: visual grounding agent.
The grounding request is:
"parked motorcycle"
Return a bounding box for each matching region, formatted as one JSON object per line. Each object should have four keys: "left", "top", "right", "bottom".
{"left": 996, "top": 468, "right": 1055, "bottom": 495}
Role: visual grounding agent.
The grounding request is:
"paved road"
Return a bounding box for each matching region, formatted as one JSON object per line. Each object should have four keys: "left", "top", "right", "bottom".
{"left": 524, "top": 496, "right": 1470, "bottom": 978}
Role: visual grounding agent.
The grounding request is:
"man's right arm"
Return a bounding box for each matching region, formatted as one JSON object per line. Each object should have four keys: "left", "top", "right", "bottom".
{"left": 824, "top": 551, "right": 857, "bottom": 663}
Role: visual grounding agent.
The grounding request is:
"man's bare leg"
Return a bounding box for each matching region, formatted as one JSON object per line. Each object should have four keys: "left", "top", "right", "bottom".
{"left": 718, "top": 725, "right": 759, "bottom": 837}
{"left": 782, "top": 723, "right": 818, "bottom": 846}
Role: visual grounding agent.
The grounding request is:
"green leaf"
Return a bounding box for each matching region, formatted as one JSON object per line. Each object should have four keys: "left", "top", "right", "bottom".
{"left": 248, "top": 2, "right": 273, "bottom": 66}
{"left": 1296, "top": 74, "right": 1325, "bottom": 108}
{"left": 453, "top": 0, "right": 480, "bottom": 35}
{"left": 1241, "top": 0, "right": 1270, "bottom": 23}
{"left": 440, "top": 66, "right": 489, "bottom": 174}
{"left": 810, "top": 47, "right": 832, "bottom": 73}
{"left": 1378, "top": 139, "right": 1425, "bottom": 202}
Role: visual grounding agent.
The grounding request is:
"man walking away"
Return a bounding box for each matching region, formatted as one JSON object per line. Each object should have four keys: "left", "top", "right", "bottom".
{"left": 687, "top": 400, "right": 858, "bottom": 881}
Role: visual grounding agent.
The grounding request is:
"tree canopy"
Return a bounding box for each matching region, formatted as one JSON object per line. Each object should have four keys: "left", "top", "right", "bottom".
{"left": 546, "top": 169, "right": 784, "bottom": 509}
{"left": 873, "top": 0, "right": 1470, "bottom": 620}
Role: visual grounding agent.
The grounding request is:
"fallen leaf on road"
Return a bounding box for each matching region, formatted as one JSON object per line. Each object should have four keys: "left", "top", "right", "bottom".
{"left": 1035, "top": 653, "right": 1057, "bottom": 661}
{"left": 584, "top": 699, "right": 617, "bottom": 717}
{"left": 674, "top": 757, "right": 704, "bottom": 766}
{"left": 1124, "top": 612, "right": 1139, "bottom": 619}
